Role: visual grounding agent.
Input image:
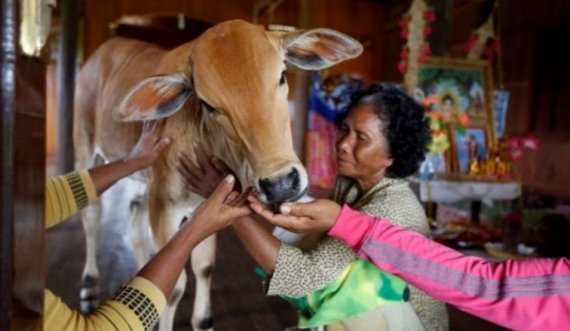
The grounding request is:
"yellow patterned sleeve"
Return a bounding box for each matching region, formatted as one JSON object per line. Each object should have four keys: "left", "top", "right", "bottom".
{"left": 45, "top": 170, "right": 98, "bottom": 229}
{"left": 41, "top": 277, "right": 166, "bottom": 331}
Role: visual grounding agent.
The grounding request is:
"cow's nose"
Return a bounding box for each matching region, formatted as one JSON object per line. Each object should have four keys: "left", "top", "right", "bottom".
{"left": 258, "top": 168, "right": 301, "bottom": 205}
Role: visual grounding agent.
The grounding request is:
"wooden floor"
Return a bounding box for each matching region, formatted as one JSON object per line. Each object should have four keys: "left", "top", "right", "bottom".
{"left": 46, "top": 179, "right": 506, "bottom": 331}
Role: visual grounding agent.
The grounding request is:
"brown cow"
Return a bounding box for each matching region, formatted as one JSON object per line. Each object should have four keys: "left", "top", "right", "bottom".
{"left": 74, "top": 20, "right": 362, "bottom": 330}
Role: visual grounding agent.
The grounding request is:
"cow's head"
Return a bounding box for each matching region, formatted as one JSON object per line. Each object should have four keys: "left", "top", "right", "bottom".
{"left": 113, "top": 20, "right": 362, "bottom": 206}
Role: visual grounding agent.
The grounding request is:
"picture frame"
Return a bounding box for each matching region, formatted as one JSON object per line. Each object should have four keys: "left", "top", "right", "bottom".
{"left": 415, "top": 57, "right": 497, "bottom": 147}
{"left": 452, "top": 127, "right": 489, "bottom": 174}
{"left": 493, "top": 90, "right": 510, "bottom": 139}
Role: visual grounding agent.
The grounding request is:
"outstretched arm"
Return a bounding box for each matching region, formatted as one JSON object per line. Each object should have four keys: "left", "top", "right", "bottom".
{"left": 137, "top": 174, "right": 251, "bottom": 295}
{"left": 43, "top": 175, "right": 251, "bottom": 331}
{"left": 251, "top": 199, "right": 570, "bottom": 331}
{"left": 88, "top": 120, "right": 171, "bottom": 195}
{"left": 177, "top": 151, "right": 353, "bottom": 297}
{"left": 46, "top": 121, "right": 171, "bottom": 228}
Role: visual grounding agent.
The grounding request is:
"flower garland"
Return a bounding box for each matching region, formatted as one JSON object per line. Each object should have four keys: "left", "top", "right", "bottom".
{"left": 398, "top": 0, "right": 436, "bottom": 93}
{"left": 464, "top": 6, "right": 500, "bottom": 63}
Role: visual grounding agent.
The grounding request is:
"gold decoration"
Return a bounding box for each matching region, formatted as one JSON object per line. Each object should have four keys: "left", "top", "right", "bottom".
{"left": 466, "top": 14, "right": 495, "bottom": 60}
{"left": 403, "top": 0, "right": 429, "bottom": 93}
{"left": 20, "top": 0, "right": 56, "bottom": 57}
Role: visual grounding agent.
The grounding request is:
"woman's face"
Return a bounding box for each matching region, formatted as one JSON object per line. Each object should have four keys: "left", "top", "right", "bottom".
{"left": 335, "top": 104, "right": 393, "bottom": 192}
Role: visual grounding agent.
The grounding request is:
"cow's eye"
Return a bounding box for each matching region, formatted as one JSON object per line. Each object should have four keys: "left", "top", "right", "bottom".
{"left": 279, "top": 70, "right": 287, "bottom": 86}
{"left": 200, "top": 100, "right": 216, "bottom": 114}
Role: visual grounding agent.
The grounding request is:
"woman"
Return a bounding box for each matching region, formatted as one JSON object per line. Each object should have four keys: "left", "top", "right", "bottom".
{"left": 179, "top": 85, "right": 447, "bottom": 330}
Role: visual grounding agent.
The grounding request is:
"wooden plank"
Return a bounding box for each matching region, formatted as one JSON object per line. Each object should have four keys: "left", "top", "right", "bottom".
{"left": 13, "top": 55, "right": 47, "bottom": 316}
{"left": 55, "top": 0, "right": 81, "bottom": 174}
{"left": 0, "top": 0, "right": 17, "bottom": 328}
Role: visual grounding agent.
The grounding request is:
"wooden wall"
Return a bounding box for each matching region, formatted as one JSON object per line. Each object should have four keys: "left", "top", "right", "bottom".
{"left": 498, "top": 0, "right": 570, "bottom": 199}
{"left": 81, "top": 0, "right": 385, "bottom": 81}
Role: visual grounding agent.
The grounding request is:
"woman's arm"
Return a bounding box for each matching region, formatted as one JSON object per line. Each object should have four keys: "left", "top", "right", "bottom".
{"left": 45, "top": 121, "right": 171, "bottom": 228}
{"left": 178, "top": 150, "right": 354, "bottom": 296}
{"left": 88, "top": 120, "right": 171, "bottom": 195}
{"left": 43, "top": 175, "right": 251, "bottom": 331}
{"left": 250, "top": 200, "right": 570, "bottom": 331}
{"left": 178, "top": 146, "right": 279, "bottom": 273}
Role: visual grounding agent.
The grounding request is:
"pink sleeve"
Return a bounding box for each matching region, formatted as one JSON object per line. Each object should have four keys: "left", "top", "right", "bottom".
{"left": 329, "top": 205, "right": 570, "bottom": 331}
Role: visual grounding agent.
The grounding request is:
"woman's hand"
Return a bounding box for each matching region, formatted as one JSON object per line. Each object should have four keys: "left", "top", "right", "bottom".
{"left": 177, "top": 143, "right": 239, "bottom": 197}
{"left": 188, "top": 175, "right": 253, "bottom": 241}
{"left": 89, "top": 120, "right": 171, "bottom": 196}
{"left": 124, "top": 120, "right": 171, "bottom": 170}
{"left": 248, "top": 196, "right": 342, "bottom": 233}
{"left": 137, "top": 175, "right": 251, "bottom": 297}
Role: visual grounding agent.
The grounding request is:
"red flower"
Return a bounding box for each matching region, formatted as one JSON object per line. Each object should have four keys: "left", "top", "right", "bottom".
{"left": 399, "top": 17, "right": 408, "bottom": 28}
{"left": 400, "top": 48, "right": 409, "bottom": 60}
{"left": 418, "top": 44, "right": 431, "bottom": 63}
{"left": 400, "top": 27, "right": 409, "bottom": 39}
{"left": 464, "top": 35, "right": 478, "bottom": 54}
{"left": 424, "top": 9, "right": 436, "bottom": 22}
{"left": 397, "top": 60, "right": 407, "bottom": 74}
{"left": 522, "top": 136, "right": 540, "bottom": 150}
{"left": 424, "top": 26, "right": 432, "bottom": 37}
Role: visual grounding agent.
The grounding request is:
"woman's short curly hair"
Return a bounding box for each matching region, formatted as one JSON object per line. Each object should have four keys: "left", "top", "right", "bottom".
{"left": 339, "top": 84, "right": 430, "bottom": 178}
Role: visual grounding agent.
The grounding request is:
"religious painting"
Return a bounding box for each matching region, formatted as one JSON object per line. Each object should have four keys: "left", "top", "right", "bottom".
{"left": 415, "top": 57, "right": 496, "bottom": 146}
{"left": 453, "top": 127, "right": 488, "bottom": 174}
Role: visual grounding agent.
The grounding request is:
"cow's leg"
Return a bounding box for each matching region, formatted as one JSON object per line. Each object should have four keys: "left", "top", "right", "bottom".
{"left": 191, "top": 234, "right": 217, "bottom": 331}
{"left": 127, "top": 183, "right": 152, "bottom": 270}
{"left": 158, "top": 271, "right": 187, "bottom": 331}
{"left": 79, "top": 154, "right": 105, "bottom": 313}
{"left": 79, "top": 192, "right": 102, "bottom": 313}
{"left": 80, "top": 202, "right": 102, "bottom": 312}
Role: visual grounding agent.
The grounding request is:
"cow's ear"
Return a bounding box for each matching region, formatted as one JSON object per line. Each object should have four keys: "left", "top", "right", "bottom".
{"left": 280, "top": 28, "right": 363, "bottom": 70}
{"left": 113, "top": 72, "right": 193, "bottom": 122}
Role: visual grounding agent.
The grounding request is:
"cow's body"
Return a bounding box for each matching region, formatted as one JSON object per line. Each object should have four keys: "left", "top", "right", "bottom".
{"left": 74, "top": 20, "right": 362, "bottom": 330}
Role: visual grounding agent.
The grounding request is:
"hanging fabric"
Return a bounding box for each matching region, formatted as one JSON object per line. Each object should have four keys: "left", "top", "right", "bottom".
{"left": 305, "top": 72, "right": 362, "bottom": 190}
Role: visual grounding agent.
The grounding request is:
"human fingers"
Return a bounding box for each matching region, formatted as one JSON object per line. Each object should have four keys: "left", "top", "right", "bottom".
{"left": 142, "top": 119, "right": 161, "bottom": 137}
{"left": 194, "top": 143, "right": 217, "bottom": 175}
{"left": 227, "top": 204, "right": 252, "bottom": 220}
{"left": 207, "top": 175, "right": 236, "bottom": 206}
{"left": 225, "top": 191, "right": 240, "bottom": 203}
{"left": 141, "top": 120, "right": 153, "bottom": 134}
{"left": 279, "top": 199, "right": 337, "bottom": 217}
{"left": 247, "top": 194, "right": 264, "bottom": 205}
{"left": 153, "top": 137, "right": 171, "bottom": 153}
{"left": 211, "top": 156, "right": 232, "bottom": 175}
{"left": 278, "top": 199, "right": 341, "bottom": 232}
{"left": 228, "top": 186, "right": 254, "bottom": 206}
{"left": 177, "top": 153, "right": 204, "bottom": 190}
{"left": 249, "top": 201, "right": 304, "bottom": 232}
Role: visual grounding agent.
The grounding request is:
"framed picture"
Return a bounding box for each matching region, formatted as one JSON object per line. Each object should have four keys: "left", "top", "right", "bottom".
{"left": 493, "top": 90, "right": 510, "bottom": 139}
{"left": 415, "top": 57, "right": 496, "bottom": 146}
{"left": 453, "top": 127, "right": 488, "bottom": 174}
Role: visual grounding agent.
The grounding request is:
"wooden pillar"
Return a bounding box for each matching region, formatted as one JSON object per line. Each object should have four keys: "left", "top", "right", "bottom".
{"left": 12, "top": 55, "right": 47, "bottom": 326}
{"left": 0, "top": 0, "right": 18, "bottom": 328}
{"left": 292, "top": 0, "right": 314, "bottom": 163}
{"left": 56, "top": 0, "right": 81, "bottom": 174}
{"left": 2, "top": 0, "right": 48, "bottom": 328}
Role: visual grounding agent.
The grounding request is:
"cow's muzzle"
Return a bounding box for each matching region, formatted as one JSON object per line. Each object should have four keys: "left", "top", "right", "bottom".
{"left": 258, "top": 167, "right": 306, "bottom": 210}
